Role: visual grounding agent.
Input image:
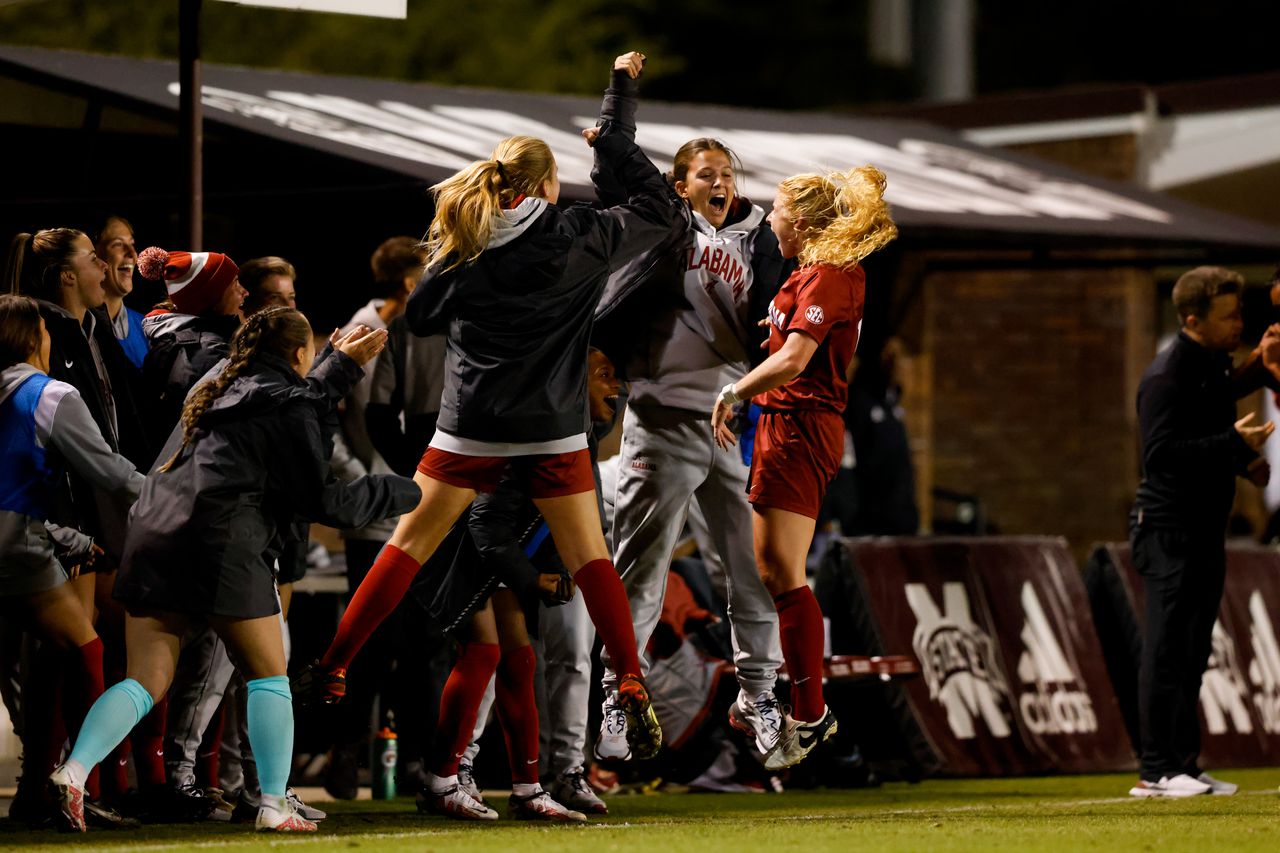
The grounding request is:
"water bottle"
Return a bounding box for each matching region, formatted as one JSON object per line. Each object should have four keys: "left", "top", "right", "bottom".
{"left": 372, "top": 725, "right": 398, "bottom": 800}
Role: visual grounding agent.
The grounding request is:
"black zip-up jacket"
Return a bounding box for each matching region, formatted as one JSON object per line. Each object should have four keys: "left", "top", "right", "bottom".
{"left": 116, "top": 354, "right": 420, "bottom": 616}
{"left": 404, "top": 68, "right": 687, "bottom": 445}
{"left": 1134, "top": 331, "right": 1258, "bottom": 534}
{"left": 37, "top": 301, "right": 151, "bottom": 562}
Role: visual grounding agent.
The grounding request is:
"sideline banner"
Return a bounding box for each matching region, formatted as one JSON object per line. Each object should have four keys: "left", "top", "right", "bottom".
{"left": 819, "top": 537, "right": 1135, "bottom": 775}
{"left": 1086, "top": 543, "right": 1280, "bottom": 767}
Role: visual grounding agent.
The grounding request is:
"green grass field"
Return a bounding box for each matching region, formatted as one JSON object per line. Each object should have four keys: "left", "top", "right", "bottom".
{"left": 1, "top": 770, "right": 1278, "bottom": 852}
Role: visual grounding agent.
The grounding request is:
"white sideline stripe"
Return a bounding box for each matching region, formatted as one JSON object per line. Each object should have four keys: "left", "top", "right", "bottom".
{"left": 59, "top": 789, "right": 1280, "bottom": 849}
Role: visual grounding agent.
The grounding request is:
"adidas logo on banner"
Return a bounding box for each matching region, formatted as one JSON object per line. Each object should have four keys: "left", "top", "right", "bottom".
{"left": 1247, "top": 591, "right": 1280, "bottom": 734}
{"left": 1200, "top": 620, "right": 1253, "bottom": 735}
{"left": 1015, "top": 583, "right": 1097, "bottom": 735}
{"left": 905, "top": 582, "right": 1012, "bottom": 740}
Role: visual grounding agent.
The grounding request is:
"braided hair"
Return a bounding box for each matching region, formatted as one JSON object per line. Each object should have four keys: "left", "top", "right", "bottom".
{"left": 157, "top": 306, "right": 312, "bottom": 472}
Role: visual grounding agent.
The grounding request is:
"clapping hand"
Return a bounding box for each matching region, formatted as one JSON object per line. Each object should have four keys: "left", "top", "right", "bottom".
{"left": 1235, "top": 411, "right": 1275, "bottom": 451}
{"left": 330, "top": 324, "right": 388, "bottom": 367}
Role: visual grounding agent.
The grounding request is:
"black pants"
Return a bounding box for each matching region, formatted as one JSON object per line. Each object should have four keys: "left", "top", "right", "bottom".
{"left": 1132, "top": 524, "right": 1225, "bottom": 781}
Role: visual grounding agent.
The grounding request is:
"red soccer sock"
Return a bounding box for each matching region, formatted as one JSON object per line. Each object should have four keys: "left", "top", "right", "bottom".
{"left": 573, "top": 559, "right": 643, "bottom": 680}
{"left": 133, "top": 697, "right": 168, "bottom": 788}
{"left": 322, "top": 544, "right": 421, "bottom": 671}
{"left": 430, "top": 642, "right": 501, "bottom": 778}
{"left": 774, "top": 585, "right": 827, "bottom": 722}
{"left": 66, "top": 638, "right": 105, "bottom": 799}
{"left": 102, "top": 640, "right": 131, "bottom": 798}
{"left": 494, "top": 645, "right": 540, "bottom": 784}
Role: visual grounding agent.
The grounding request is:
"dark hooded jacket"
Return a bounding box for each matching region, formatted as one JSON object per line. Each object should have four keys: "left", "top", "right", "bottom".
{"left": 115, "top": 353, "right": 420, "bottom": 618}
{"left": 140, "top": 310, "right": 239, "bottom": 457}
{"left": 403, "top": 68, "right": 688, "bottom": 446}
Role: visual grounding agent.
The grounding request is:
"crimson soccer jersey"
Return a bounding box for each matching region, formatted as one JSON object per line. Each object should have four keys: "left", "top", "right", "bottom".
{"left": 759, "top": 263, "right": 865, "bottom": 412}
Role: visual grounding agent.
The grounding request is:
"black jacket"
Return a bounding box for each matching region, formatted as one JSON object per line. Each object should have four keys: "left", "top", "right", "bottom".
{"left": 115, "top": 354, "right": 420, "bottom": 618}
{"left": 140, "top": 310, "right": 240, "bottom": 458}
{"left": 404, "top": 69, "right": 687, "bottom": 445}
{"left": 1134, "top": 332, "right": 1258, "bottom": 533}
{"left": 37, "top": 301, "right": 151, "bottom": 562}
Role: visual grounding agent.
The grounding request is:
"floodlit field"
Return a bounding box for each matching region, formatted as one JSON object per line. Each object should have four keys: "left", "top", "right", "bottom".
{"left": 2, "top": 771, "right": 1278, "bottom": 852}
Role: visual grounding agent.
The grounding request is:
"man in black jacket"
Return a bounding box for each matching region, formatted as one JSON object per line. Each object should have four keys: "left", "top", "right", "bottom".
{"left": 1129, "top": 266, "right": 1273, "bottom": 798}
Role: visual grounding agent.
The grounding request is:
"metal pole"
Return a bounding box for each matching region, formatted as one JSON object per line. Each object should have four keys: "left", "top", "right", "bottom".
{"left": 179, "top": 0, "right": 203, "bottom": 249}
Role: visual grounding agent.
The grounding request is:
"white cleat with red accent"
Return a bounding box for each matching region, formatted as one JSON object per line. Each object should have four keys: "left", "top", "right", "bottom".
{"left": 255, "top": 796, "right": 319, "bottom": 832}
{"left": 48, "top": 763, "right": 86, "bottom": 832}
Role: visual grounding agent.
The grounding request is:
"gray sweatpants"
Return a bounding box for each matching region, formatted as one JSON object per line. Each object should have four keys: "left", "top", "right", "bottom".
{"left": 603, "top": 403, "right": 781, "bottom": 695}
{"left": 535, "top": 592, "right": 595, "bottom": 777}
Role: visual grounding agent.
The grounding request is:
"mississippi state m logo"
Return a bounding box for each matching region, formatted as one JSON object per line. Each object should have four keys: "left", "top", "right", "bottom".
{"left": 905, "top": 582, "right": 1012, "bottom": 739}
{"left": 1016, "top": 583, "right": 1097, "bottom": 735}
{"left": 1247, "top": 591, "right": 1280, "bottom": 734}
{"left": 1200, "top": 620, "right": 1253, "bottom": 735}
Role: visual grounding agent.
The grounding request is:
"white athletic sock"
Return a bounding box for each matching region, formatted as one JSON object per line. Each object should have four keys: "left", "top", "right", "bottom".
{"left": 428, "top": 772, "right": 457, "bottom": 795}
{"left": 62, "top": 759, "right": 88, "bottom": 789}
{"left": 512, "top": 782, "right": 541, "bottom": 798}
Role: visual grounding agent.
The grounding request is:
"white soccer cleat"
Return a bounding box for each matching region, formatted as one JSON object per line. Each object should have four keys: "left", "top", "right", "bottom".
{"left": 1128, "top": 774, "right": 1212, "bottom": 798}
{"left": 458, "top": 762, "right": 487, "bottom": 805}
{"left": 728, "top": 689, "right": 784, "bottom": 754}
{"left": 255, "top": 796, "right": 319, "bottom": 832}
{"left": 594, "top": 691, "right": 631, "bottom": 761}
{"left": 766, "top": 705, "right": 838, "bottom": 771}
{"left": 508, "top": 789, "right": 587, "bottom": 823}
{"left": 285, "top": 787, "right": 327, "bottom": 820}
{"left": 551, "top": 769, "right": 608, "bottom": 815}
{"left": 48, "top": 763, "right": 86, "bottom": 833}
{"left": 1195, "top": 772, "right": 1237, "bottom": 795}
{"left": 418, "top": 785, "right": 499, "bottom": 821}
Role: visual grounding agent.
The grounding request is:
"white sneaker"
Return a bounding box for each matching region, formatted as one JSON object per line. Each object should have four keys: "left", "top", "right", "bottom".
{"left": 1128, "top": 774, "right": 1212, "bottom": 798}
{"left": 285, "top": 787, "right": 327, "bottom": 820}
{"left": 766, "top": 705, "right": 838, "bottom": 771}
{"left": 1196, "top": 772, "right": 1238, "bottom": 795}
{"left": 418, "top": 785, "right": 499, "bottom": 821}
{"left": 594, "top": 692, "right": 631, "bottom": 761}
{"left": 728, "top": 689, "right": 784, "bottom": 754}
{"left": 550, "top": 769, "right": 608, "bottom": 815}
{"left": 508, "top": 789, "right": 587, "bottom": 823}
{"left": 458, "top": 763, "right": 486, "bottom": 805}
{"left": 255, "top": 796, "right": 319, "bottom": 832}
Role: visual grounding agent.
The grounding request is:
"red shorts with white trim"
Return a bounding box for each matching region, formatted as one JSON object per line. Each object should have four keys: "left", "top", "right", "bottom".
{"left": 417, "top": 446, "right": 595, "bottom": 498}
{"left": 748, "top": 409, "right": 844, "bottom": 519}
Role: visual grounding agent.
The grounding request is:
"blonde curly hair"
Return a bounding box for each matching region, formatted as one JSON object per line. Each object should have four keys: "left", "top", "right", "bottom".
{"left": 778, "top": 166, "right": 897, "bottom": 269}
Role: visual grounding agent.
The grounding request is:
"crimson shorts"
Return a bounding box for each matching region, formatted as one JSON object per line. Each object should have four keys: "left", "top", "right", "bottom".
{"left": 748, "top": 409, "right": 845, "bottom": 519}
{"left": 417, "top": 446, "right": 595, "bottom": 498}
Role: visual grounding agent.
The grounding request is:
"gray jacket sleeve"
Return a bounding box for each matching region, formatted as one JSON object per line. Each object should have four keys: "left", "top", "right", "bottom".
{"left": 45, "top": 388, "right": 144, "bottom": 501}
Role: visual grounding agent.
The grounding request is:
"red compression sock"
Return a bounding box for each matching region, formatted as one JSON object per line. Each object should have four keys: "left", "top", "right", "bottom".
{"left": 494, "top": 645, "right": 540, "bottom": 784}
{"left": 66, "top": 638, "right": 105, "bottom": 799}
{"left": 322, "top": 544, "right": 421, "bottom": 671}
{"left": 573, "top": 559, "right": 643, "bottom": 680}
{"left": 430, "top": 643, "right": 501, "bottom": 778}
{"left": 133, "top": 697, "right": 168, "bottom": 788}
{"left": 774, "top": 586, "right": 827, "bottom": 722}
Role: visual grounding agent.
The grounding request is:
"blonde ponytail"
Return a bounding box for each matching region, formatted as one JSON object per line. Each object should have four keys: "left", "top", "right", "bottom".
{"left": 779, "top": 166, "right": 898, "bottom": 270}
{"left": 425, "top": 135, "right": 556, "bottom": 272}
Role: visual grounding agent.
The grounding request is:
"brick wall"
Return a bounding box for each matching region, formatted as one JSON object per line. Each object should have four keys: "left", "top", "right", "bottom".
{"left": 916, "top": 266, "right": 1156, "bottom": 558}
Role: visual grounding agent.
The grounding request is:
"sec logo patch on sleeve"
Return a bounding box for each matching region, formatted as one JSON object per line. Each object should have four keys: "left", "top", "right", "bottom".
{"left": 805, "top": 305, "right": 825, "bottom": 324}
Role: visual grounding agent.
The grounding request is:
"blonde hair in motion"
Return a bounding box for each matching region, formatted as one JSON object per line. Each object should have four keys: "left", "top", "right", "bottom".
{"left": 425, "top": 135, "right": 557, "bottom": 272}
{"left": 778, "top": 166, "right": 898, "bottom": 269}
